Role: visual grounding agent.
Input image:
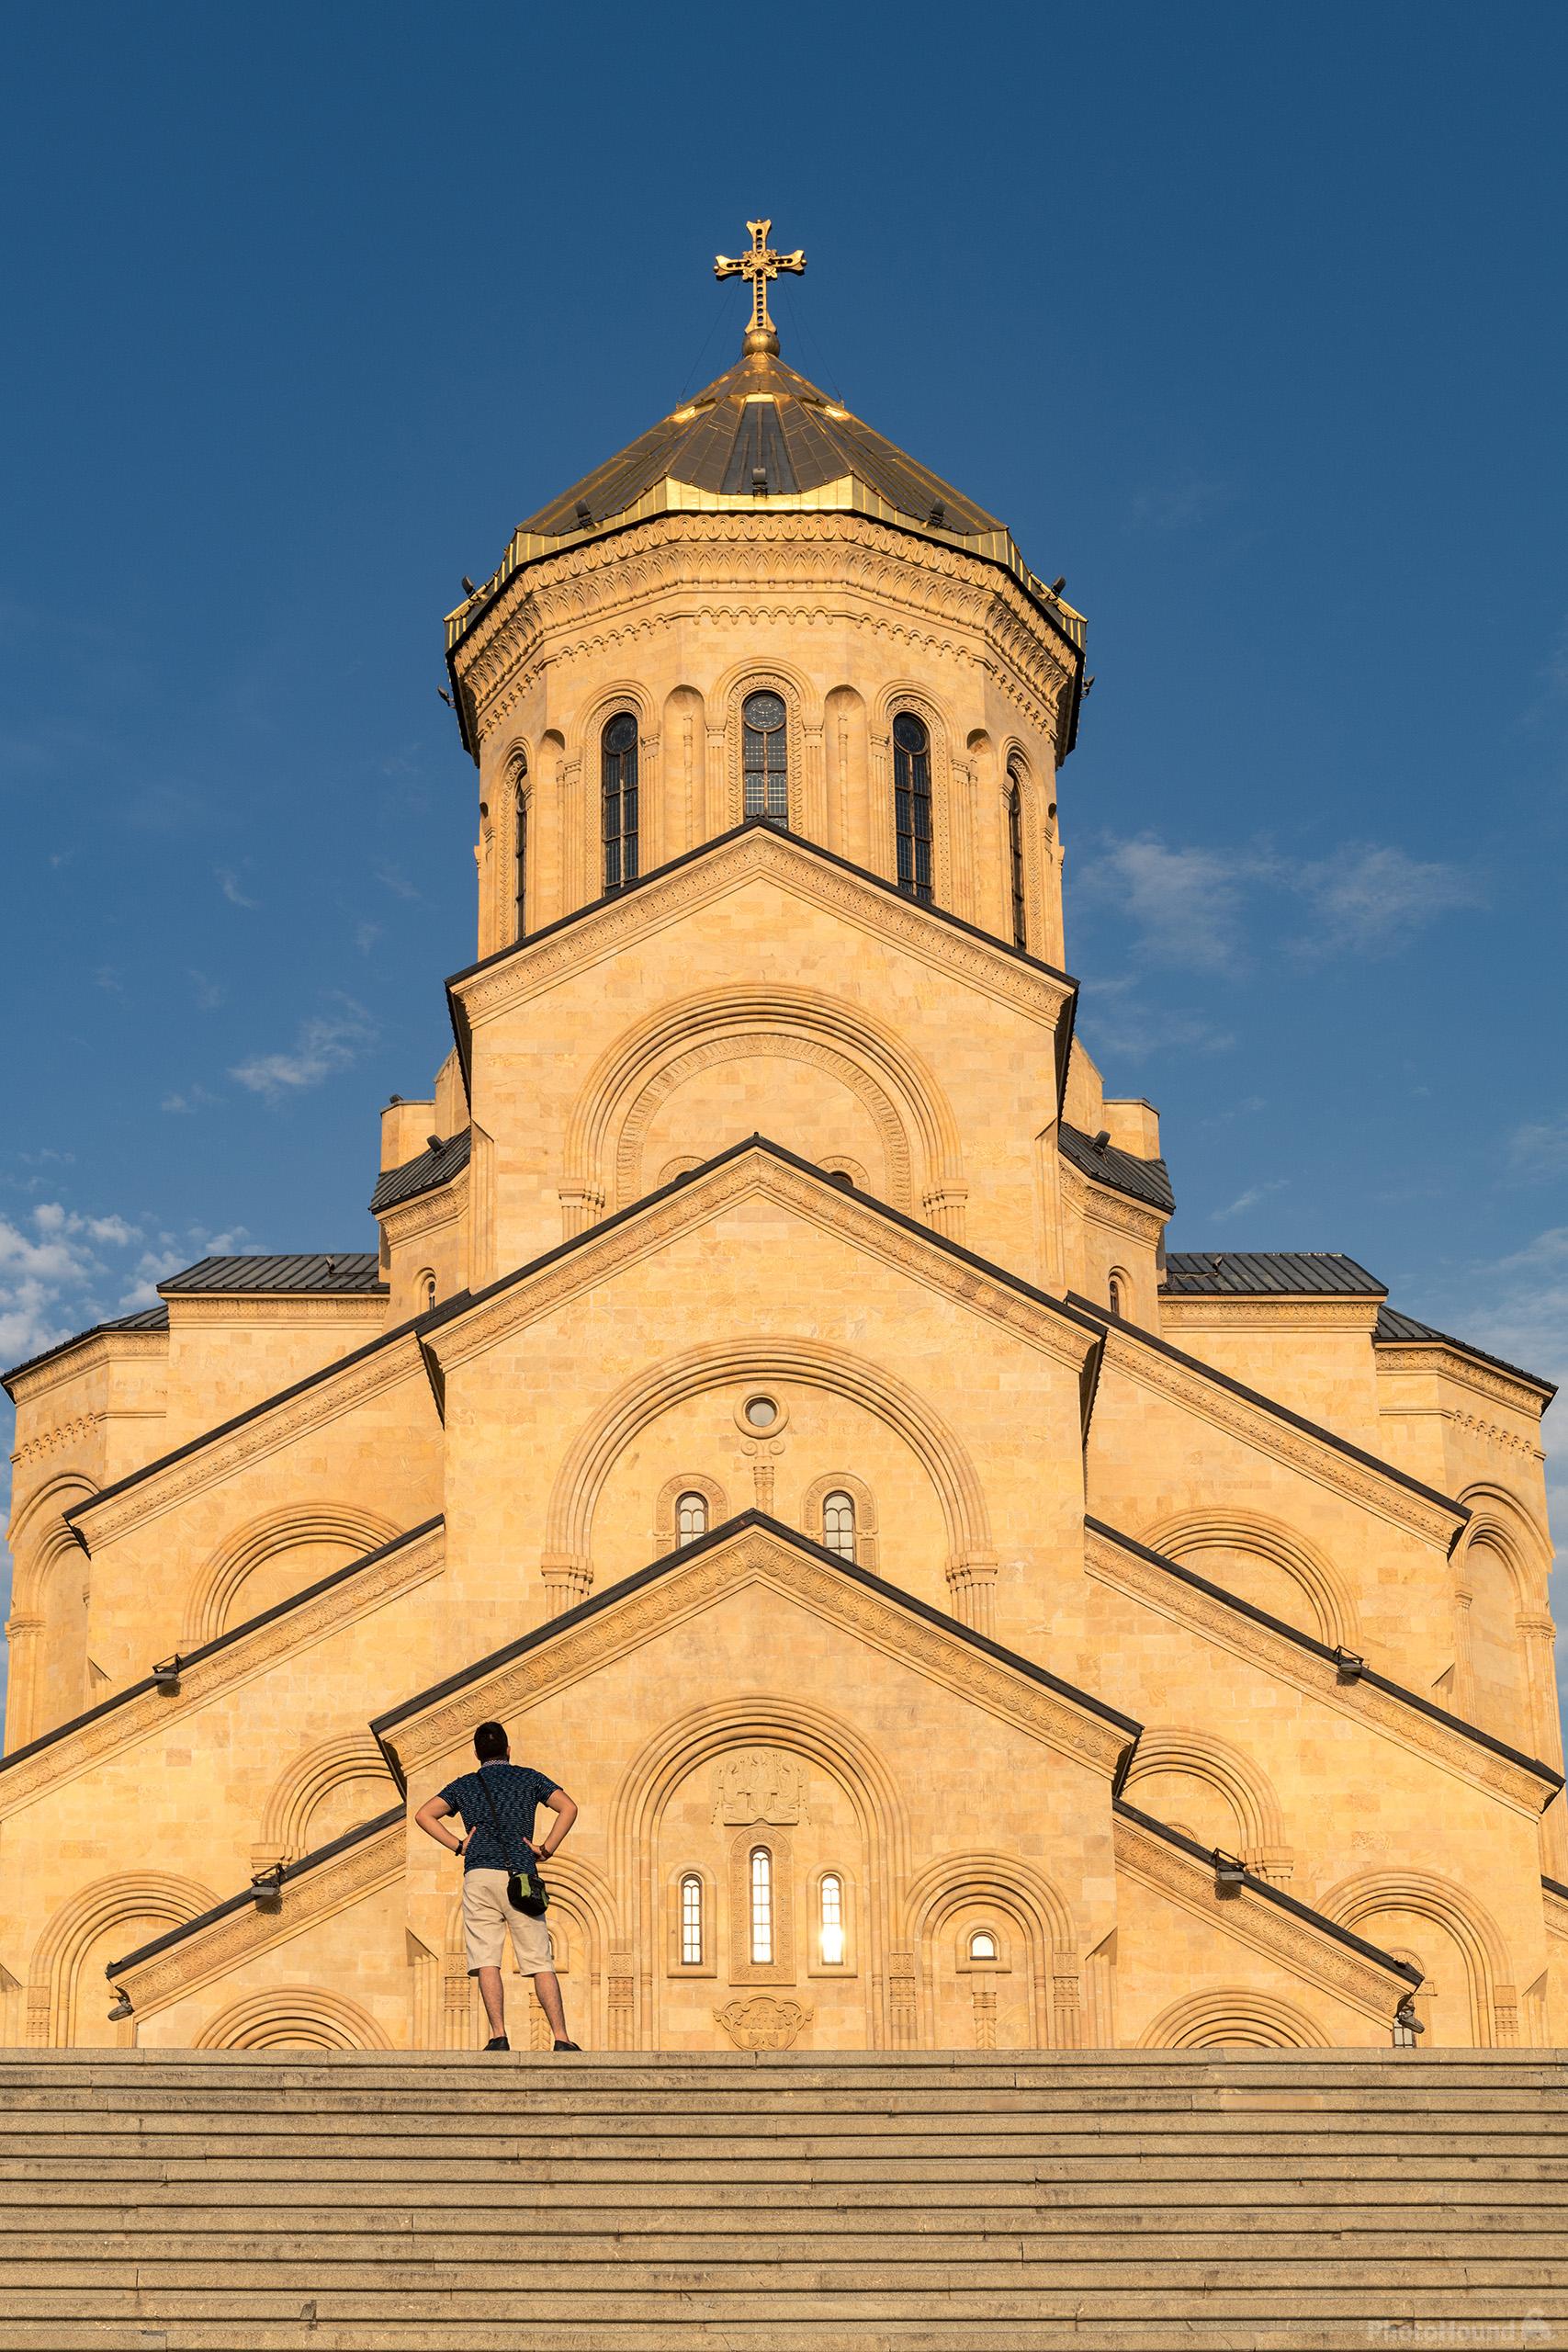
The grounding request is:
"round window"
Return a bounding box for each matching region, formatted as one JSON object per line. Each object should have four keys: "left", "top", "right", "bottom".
{"left": 742, "top": 691, "right": 786, "bottom": 731}
{"left": 604, "top": 712, "right": 637, "bottom": 753}
{"left": 744, "top": 1396, "right": 779, "bottom": 1430}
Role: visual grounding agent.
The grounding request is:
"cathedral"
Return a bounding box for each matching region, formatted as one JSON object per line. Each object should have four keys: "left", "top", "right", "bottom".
{"left": 4, "top": 224, "right": 1563, "bottom": 2059}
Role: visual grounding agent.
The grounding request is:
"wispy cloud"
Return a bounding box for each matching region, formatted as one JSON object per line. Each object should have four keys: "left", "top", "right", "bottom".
{"left": 189, "top": 968, "right": 226, "bottom": 1011}
{"left": 1079, "top": 832, "right": 1477, "bottom": 974}
{"left": 216, "top": 866, "right": 259, "bottom": 910}
{"left": 1212, "top": 1177, "right": 1290, "bottom": 1224}
{"left": 1076, "top": 974, "right": 1235, "bottom": 1064}
{"left": 1509, "top": 1113, "right": 1568, "bottom": 1182}
{"left": 374, "top": 865, "right": 420, "bottom": 902}
{"left": 1127, "top": 471, "right": 1235, "bottom": 533}
{"left": 229, "top": 996, "right": 377, "bottom": 1102}
{"left": 0, "top": 1202, "right": 147, "bottom": 1367}
{"left": 94, "top": 964, "right": 125, "bottom": 995}
{"left": 161, "top": 1083, "right": 222, "bottom": 1116}
{"left": 1292, "top": 842, "right": 1482, "bottom": 958}
{"left": 354, "top": 921, "right": 383, "bottom": 956}
{"left": 1077, "top": 838, "right": 1272, "bottom": 975}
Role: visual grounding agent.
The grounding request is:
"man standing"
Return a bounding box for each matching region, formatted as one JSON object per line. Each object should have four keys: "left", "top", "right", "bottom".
{"left": 415, "top": 1720, "right": 581, "bottom": 2052}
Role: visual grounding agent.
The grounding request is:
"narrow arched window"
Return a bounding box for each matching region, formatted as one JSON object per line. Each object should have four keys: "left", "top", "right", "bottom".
{"left": 742, "top": 692, "right": 789, "bottom": 826}
{"left": 513, "top": 778, "right": 528, "bottom": 941}
{"left": 603, "top": 714, "right": 639, "bottom": 893}
{"left": 676, "top": 1492, "right": 708, "bottom": 1546}
{"left": 750, "top": 1846, "right": 773, "bottom": 1964}
{"left": 969, "top": 1928, "right": 998, "bottom": 1961}
{"left": 819, "top": 1872, "right": 845, "bottom": 1965}
{"left": 423, "top": 1272, "right": 437, "bottom": 1317}
{"left": 892, "top": 714, "right": 933, "bottom": 903}
{"left": 1108, "top": 1272, "right": 1125, "bottom": 1319}
{"left": 681, "top": 1873, "right": 704, "bottom": 1965}
{"left": 822, "top": 1491, "right": 855, "bottom": 1563}
{"left": 1007, "top": 776, "right": 1028, "bottom": 950}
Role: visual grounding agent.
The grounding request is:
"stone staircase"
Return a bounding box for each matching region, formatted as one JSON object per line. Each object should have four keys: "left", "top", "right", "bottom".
{"left": 0, "top": 2047, "right": 1562, "bottom": 2349}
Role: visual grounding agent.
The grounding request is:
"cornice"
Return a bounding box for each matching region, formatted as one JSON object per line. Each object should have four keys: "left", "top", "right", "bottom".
{"left": 165, "top": 1295, "right": 389, "bottom": 1329}
{"left": 1084, "top": 1522, "right": 1558, "bottom": 1816}
{"left": 115, "top": 1818, "right": 404, "bottom": 2016}
{"left": 452, "top": 513, "right": 1077, "bottom": 750}
{"left": 5, "top": 1329, "right": 166, "bottom": 1412}
{"left": 1079, "top": 1311, "right": 1465, "bottom": 1548}
{"left": 1160, "top": 1295, "right": 1380, "bottom": 1332}
{"left": 1059, "top": 1162, "right": 1168, "bottom": 1246}
{"left": 378, "top": 1521, "right": 1135, "bottom": 1785}
{"left": 0, "top": 1524, "right": 444, "bottom": 1818}
{"left": 1374, "top": 1342, "right": 1552, "bottom": 1419}
{"left": 451, "top": 825, "right": 1075, "bottom": 1039}
{"left": 1112, "top": 1809, "right": 1410, "bottom": 2022}
{"left": 426, "top": 1146, "right": 1098, "bottom": 1384}
{"left": 67, "top": 1330, "right": 431, "bottom": 1551}
{"left": 379, "top": 1171, "right": 468, "bottom": 1252}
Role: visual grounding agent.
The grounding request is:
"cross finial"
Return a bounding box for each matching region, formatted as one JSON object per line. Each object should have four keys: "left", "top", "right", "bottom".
{"left": 714, "top": 219, "right": 806, "bottom": 357}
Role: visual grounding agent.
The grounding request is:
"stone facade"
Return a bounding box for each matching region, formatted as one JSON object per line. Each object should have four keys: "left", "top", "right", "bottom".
{"left": 3, "top": 323, "right": 1562, "bottom": 2057}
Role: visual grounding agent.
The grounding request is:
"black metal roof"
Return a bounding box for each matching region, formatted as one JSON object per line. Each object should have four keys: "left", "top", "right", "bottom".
{"left": 1162, "top": 1250, "right": 1385, "bottom": 1298}
{"left": 1059, "top": 1121, "right": 1175, "bottom": 1214}
{"left": 0, "top": 1303, "right": 170, "bottom": 1393}
{"left": 1374, "top": 1305, "right": 1555, "bottom": 1400}
{"left": 370, "top": 1129, "right": 471, "bottom": 1216}
{"left": 158, "top": 1253, "right": 385, "bottom": 1295}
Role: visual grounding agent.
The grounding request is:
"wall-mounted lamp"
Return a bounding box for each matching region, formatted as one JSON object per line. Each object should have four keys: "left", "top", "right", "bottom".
{"left": 249, "top": 1864, "right": 286, "bottom": 1912}
{"left": 107, "top": 1990, "right": 133, "bottom": 2022}
{"left": 1213, "top": 1849, "right": 1247, "bottom": 1897}
{"left": 1393, "top": 1996, "right": 1425, "bottom": 2047}
{"left": 1333, "top": 1647, "right": 1367, "bottom": 1684}
{"left": 152, "top": 1656, "right": 181, "bottom": 1696}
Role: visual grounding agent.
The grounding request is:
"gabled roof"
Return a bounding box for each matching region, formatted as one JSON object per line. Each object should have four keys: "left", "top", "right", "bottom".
{"left": 1162, "top": 1251, "right": 1384, "bottom": 1298}
{"left": 1, "top": 1302, "right": 169, "bottom": 1393}
{"left": 1374, "top": 1304, "right": 1556, "bottom": 1402}
{"left": 1060, "top": 1121, "right": 1175, "bottom": 1215}
{"left": 371, "top": 1508, "right": 1141, "bottom": 1774}
{"left": 370, "top": 1129, "right": 471, "bottom": 1216}
{"left": 159, "top": 1252, "right": 384, "bottom": 1295}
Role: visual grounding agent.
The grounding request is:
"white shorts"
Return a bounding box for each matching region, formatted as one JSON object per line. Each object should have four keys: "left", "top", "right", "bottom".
{"left": 461, "top": 1869, "right": 556, "bottom": 1975}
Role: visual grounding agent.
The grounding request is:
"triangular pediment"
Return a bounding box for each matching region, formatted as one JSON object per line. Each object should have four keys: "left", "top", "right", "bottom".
{"left": 446, "top": 822, "right": 1076, "bottom": 1082}
{"left": 420, "top": 1136, "right": 1101, "bottom": 1396}
{"left": 372, "top": 1512, "right": 1139, "bottom": 1787}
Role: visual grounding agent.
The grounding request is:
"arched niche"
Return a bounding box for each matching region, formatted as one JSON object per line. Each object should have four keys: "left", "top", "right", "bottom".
{"left": 194, "top": 1985, "right": 390, "bottom": 2050}
{"left": 30, "top": 1871, "right": 216, "bottom": 2047}
{"left": 1138, "top": 1989, "right": 1328, "bottom": 2049}
{"left": 1137, "top": 1508, "right": 1359, "bottom": 1652}
{"left": 182, "top": 1505, "right": 400, "bottom": 1646}
{"left": 256, "top": 1733, "right": 397, "bottom": 1866}
{"left": 1317, "top": 1868, "right": 1517, "bottom": 2047}
{"left": 1121, "top": 1728, "right": 1292, "bottom": 1879}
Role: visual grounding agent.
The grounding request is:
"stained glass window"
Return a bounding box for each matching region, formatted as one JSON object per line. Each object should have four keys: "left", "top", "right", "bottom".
{"left": 893, "top": 713, "right": 933, "bottom": 902}
{"left": 742, "top": 692, "right": 788, "bottom": 825}
{"left": 603, "top": 714, "right": 639, "bottom": 892}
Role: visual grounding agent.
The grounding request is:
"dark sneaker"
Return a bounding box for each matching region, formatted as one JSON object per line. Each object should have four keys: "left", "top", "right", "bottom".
{"left": 484, "top": 2035, "right": 511, "bottom": 2051}
{"left": 553, "top": 2039, "right": 581, "bottom": 2051}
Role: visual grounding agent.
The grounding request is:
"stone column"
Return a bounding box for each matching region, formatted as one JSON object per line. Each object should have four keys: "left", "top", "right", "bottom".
{"left": 946, "top": 1555, "right": 998, "bottom": 1640}
{"left": 3, "top": 1613, "right": 42, "bottom": 1753}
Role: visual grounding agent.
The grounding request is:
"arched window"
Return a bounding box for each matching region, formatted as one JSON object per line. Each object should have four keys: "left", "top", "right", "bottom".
{"left": 968, "top": 1928, "right": 998, "bottom": 1962}
{"left": 742, "top": 692, "right": 789, "bottom": 825}
{"left": 513, "top": 775, "right": 528, "bottom": 942}
{"left": 822, "top": 1491, "right": 856, "bottom": 1563}
{"left": 750, "top": 1846, "right": 773, "bottom": 1964}
{"left": 423, "top": 1272, "right": 437, "bottom": 1317}
{"left": 603, "top": 714, "right": 639, "bottom": 893}
{"left": 680, "top": 1873, "right": 704, "bottom": 1966}
{"left": 1007, "top": 775, "right": 1028, "bottom": 950}
{"left": 1108, "top": 1272, "right": 1125, "bottom": 1319}
{"left": 675, "top": 1492, "right": 708, "bottom": 1546}
{"left": 892, "top": 714, "right": 933, "bottom": 903}
{"left": 819, "top": 1872, "right": 845, "bottom": 1965}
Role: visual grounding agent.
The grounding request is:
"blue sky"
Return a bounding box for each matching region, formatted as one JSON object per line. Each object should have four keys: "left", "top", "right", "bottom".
{"left": 2, "top": 3, "right": 1564, "bottom": 1724}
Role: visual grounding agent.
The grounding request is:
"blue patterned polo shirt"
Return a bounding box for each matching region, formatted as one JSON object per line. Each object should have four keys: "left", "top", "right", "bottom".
{"left": 438, "top": 1760, "right": 559, "bottom": 1873}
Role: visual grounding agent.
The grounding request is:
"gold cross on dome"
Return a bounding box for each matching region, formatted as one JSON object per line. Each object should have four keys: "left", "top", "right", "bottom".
{"left": 715, "top": 219, "right": 806, "bottom": 356}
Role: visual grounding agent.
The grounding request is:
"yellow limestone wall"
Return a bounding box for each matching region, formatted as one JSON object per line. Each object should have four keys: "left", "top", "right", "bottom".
{"left": 2, "top": 493, "right": 1561, "bottom": 2056}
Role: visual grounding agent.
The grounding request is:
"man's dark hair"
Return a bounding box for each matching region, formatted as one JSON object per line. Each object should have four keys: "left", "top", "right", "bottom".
{"left": 474, "top": 1720, "right": 509, "bottom": 1762}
